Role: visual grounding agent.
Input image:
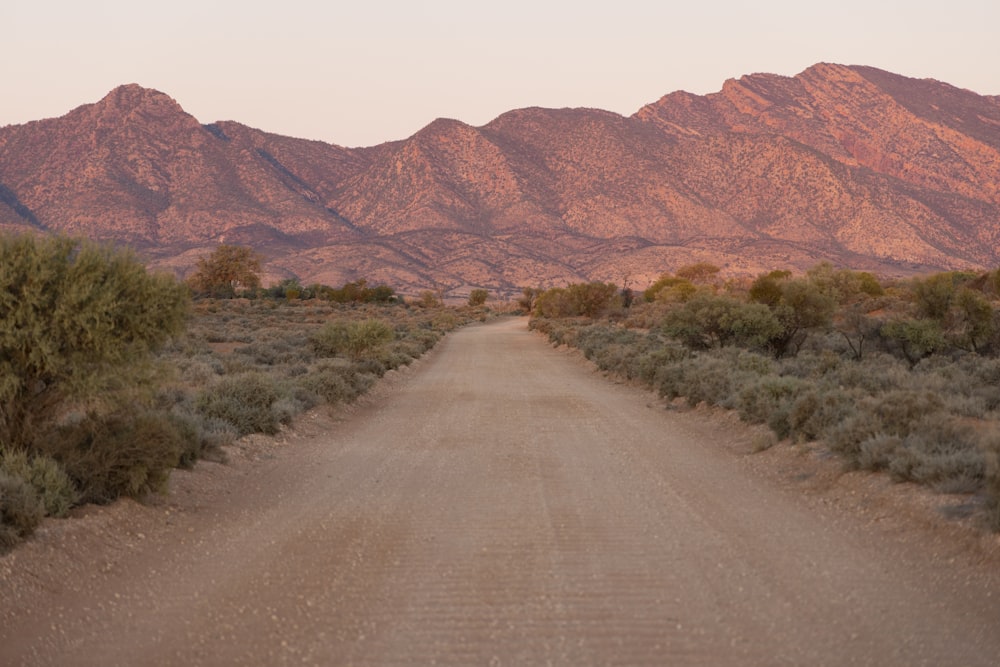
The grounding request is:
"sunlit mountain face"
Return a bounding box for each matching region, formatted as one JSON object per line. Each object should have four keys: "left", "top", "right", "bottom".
{"left": 2, "top": 64, "right": 998, "bottom": 296}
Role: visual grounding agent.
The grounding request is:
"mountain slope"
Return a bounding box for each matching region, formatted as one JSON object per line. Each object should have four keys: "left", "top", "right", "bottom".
{"left": 2, "top": 64, "right": 999, "bottom": 295}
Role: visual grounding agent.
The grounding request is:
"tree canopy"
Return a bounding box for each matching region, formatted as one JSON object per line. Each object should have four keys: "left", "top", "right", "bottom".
{"left": 187, "top": 244, "right": 263, "bottom": 297}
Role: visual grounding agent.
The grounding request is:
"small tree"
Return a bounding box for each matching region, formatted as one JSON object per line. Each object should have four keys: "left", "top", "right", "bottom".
{"left": 881, "top": 318, "right": 946, "bottom": 367}
{"left": 644, "top": 275, "right": 697, "bottom": 303}
{"left": 662, "top": 293, "right": 780, "bottom": 350}
{"left": 0, "top": 234, "right": 189, "bottom": 451}
{"left": 187, "top": 244, "right": 263, "bottom": 297}
{"left": 468, "top": 289, "right": 489, "bottom": 307}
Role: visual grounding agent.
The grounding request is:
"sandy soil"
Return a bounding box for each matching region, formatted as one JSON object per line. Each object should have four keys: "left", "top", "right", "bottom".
{"left": 2, "top": 317, "right": 1000, "bottom": 666}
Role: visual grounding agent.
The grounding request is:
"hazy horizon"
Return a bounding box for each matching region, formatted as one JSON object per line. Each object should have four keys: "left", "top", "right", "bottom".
{"left": 4, "top": 1, "right": 998, "bottom": 147}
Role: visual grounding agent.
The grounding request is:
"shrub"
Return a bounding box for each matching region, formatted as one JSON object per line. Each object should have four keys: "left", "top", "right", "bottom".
{"left": 415, "top": 291, "right": 442, "bottom": 308}
{"left": 297, "top": 360, "right": 376, "bottom": 405}
{"left": 311, "top": 319, "right": 395, "bottom": 360}
{"left": 468, "top": 289, "right": 489, "bottom": 307}
{"left": 857, "top": 434, "right": 904, "bottom": 472}
{"left": 0, "top": 233, "right": 189, "bottom": 451}
{"left": 658, "top": 354, "right": 743, "bottom": 408}
{"left": 886, "top": 418, "right": 986, "bottom": 492}
{"left": 346, "top": 319, "right": 395, "bottom": 359}
{"left": 167, "top": 410, "right": 233, "bottom": 468}
{"left": 196, "top": 372, "right": 281, "bottom": 436}
{"left": 0, "top": 450, "right": 77, "bottom": 517}
{"left": 736, "top": 376, "right": 810, "bottom": 438}
{"left": 631, "top": 343, "right": 690, "bottom": 386}
{"left": 42, "top": 411, "right": 184, "bottom": 504}
{"left": 825, "top": 353, "right": 909, "bottom": 395}
{"left": 785, "top": 386, "right": 859, "bottom": 443}
{"left": 0, "top": 470, "right": 44, "bottom": 552}
{"left": 535, "top": 282, "right": 619, "bottom": 318}
{"left": 311, "top": 321, "right": 351, "bottom": 357}
{"left": 825, "top": 390, "right": 946, "bottom": 466}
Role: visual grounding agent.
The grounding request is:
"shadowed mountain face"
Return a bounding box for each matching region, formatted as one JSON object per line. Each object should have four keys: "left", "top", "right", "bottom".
{"left": 2, "top": 64, "right": 999, "bottom": 296}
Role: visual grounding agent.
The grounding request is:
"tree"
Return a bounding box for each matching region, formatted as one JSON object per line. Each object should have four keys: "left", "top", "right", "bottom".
{"left": 807, "top": 263, "right": 884, "bottom": 304}
{"left": 468, "top": 289, "right": 489, "bottom": 307}
{"left": 644, "top": 274, "right": 697, "bottom": 303}
{"left": 749, "top": 272, "right": 834, "bottom": 357}
{"left": 187, "top": 244, "right": 262, "bottom": 297}
{"left": 662, "top": 293, "right": 781, "bottom": 350}
{"left": 0, "top": 234, "right": 189, "bottom": 451}
{"left": 748, "top": 270, "right": 792, "bottom": 308}
{"left": 949, "top": 288, "right": 995, "bottom": 353}
{"left": 881, "top": 318, "right": 946, "bottom": 367}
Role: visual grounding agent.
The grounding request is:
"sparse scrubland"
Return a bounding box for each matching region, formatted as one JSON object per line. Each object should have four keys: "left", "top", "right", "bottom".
{"left": 0, "top": 235, "right": 491, "bottom": 551}
{"left": 527, "top": 263, "right": 1000, "bottom": 531}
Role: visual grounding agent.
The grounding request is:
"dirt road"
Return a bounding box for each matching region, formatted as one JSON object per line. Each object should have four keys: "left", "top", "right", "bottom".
{"left": 3, "top": 317, "right": 1000, "bottom": 666}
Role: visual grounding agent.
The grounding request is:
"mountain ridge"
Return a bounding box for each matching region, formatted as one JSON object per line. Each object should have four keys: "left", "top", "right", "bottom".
{"left": 1, "top": 64, "right": 998, "bottom": 296}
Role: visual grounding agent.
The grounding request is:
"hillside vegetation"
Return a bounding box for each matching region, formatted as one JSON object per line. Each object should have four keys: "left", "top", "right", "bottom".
{"left": 527, "top": 263, "right": 1000, "bottom": 531}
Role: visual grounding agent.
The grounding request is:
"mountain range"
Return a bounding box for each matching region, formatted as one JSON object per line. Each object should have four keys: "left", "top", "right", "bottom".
{"left": 1, "top": 63, "right": 999, "bottom": 297}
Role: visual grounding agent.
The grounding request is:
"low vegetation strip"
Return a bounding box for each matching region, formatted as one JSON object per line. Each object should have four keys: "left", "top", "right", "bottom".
{"left": 0, "top": 234, "right": 492, "bottom": 553}
{"left": 525, "top": 263, "right": 1000, "bottom": 531}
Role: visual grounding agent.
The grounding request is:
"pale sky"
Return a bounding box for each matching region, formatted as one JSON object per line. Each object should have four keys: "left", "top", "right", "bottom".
{"left": 3, "top": 1, "right": 998, "bottom": 147}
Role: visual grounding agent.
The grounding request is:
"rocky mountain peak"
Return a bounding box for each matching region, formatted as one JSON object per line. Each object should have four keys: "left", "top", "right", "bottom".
{"left": 1, "top": 64, "right": 998, "bottom": 296}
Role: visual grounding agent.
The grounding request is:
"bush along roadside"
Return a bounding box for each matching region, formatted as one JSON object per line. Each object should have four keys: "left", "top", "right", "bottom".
{"left": 1, "top": 258, "right": 485, "bottom": 552}
{"left": 0, "top": 233, "right": 188, "bottom": 551}
{"left": 527, "top": 265, "right": 1000, "bottom": 532}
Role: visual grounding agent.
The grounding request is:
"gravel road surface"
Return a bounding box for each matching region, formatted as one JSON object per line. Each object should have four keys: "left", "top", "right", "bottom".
{"left": 3, "top": 317, "right": 999, "bottom": 666}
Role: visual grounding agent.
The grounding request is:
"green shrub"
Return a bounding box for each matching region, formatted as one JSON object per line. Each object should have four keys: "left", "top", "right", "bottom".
{"left": 311, "top": 318, "right": 395, "bottom": 360}
{"left": 0, "top": 233, "right": 189, "bottom": 451}
{"left": 310, "top": 321, "right": 351, "bottom": 357}
{"left": 0, "top": 470, "right": 44, "bottom": 551}
{"left": 0, "top": 450, "right": 77, "bottom": 517}
{"left": 42, "top": 411, "right": 183, "bottom": 504}
{"left": 196, "top": 372, "right": 281, "bottom": 436}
